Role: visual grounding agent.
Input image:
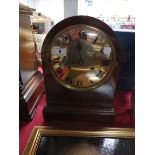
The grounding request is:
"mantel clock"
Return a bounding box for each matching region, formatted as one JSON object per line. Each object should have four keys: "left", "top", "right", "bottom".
{"left": 41, "top": 16, "right": 121, "bottom": 123}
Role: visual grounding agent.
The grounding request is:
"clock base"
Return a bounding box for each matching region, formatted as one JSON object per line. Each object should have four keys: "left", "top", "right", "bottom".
{"left": 43, "top": 105, "right": 115, "bottom": 124}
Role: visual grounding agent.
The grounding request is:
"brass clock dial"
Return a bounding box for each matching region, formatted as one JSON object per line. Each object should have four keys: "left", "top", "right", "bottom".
{"left": 49, "top": 25, "right": 117, "bottom": 90}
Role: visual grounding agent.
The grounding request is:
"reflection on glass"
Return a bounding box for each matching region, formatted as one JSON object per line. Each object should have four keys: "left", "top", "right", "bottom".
{"left": 101, "top": 139, "right": 119, "bottom": 155}
{"left": 50, "top": 25, "right": 116, "bottom": 89}
{"left": 36, "top": 136, "right": 135, "bottom": 155}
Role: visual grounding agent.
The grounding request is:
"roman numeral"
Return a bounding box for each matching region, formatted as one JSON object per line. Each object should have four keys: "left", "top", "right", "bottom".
{"left": 93, "top": 36, "right": 98, "bottom": 44}
{"left": 79, "top": 32, "right": 87, "bottom": 40}
{"left": 53, "top": 58, "right": 60, "bottom": 64}
{"left": 65, "top": 76, "right": 72, "bottom": 84}
{"left": 90, "top": 66, "right": 94, "bottom": 70}
{"left": 90, "top": 80, "right": 94, "bottom": 84}
{"left": 55, "top": 67, "right": 64, "bottom": 78}
{"left": 76, "top": 80, "right": 83, "bottom": 86}
{"left": 96, "top": 69, "right": 105, "bottom": 78}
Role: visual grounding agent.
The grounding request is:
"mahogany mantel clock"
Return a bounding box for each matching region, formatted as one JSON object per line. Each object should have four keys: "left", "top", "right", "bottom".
{"left": 41, "top": 16, "right": 121, "bottom": 123}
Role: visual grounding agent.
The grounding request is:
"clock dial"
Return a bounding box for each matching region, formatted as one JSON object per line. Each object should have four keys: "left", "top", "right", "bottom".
{"left": 49, "top": 25, "right": 117, "bottom": 90}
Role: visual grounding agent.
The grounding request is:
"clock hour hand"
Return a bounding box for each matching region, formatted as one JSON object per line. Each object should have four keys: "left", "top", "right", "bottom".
{"left": 76, "top": 40, "right": 83, "bottom": 65}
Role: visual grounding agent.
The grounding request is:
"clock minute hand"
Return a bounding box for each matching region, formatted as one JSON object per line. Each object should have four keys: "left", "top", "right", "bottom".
{"left": 76, "top": 40, "right": 83, "bottom": 65}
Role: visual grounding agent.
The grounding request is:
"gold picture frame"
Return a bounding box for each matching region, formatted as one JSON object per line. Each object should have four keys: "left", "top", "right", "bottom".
{"left": 23, "top": 126, "right": 135, "bottom": 155}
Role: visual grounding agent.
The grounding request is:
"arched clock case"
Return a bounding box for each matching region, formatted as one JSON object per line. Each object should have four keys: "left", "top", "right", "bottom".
{"left": 41, "top": 16, "right": 121, "bottom": 123}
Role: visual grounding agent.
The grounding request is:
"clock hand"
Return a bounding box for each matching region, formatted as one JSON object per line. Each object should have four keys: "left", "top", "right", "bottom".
{"left": 93, "top": 36, "right": 98, "bottom": 44}
{"left": 76, "top": 40, "right": 83, "bottom": 65}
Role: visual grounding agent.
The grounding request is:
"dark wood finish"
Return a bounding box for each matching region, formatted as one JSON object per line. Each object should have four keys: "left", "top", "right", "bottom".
{"left": 42, "top": 16, "right": 121, "bottom": 124}
{"left": 43, "top": 106, "right": 115, "bottom": 124}
{"left": 19, "top": 4, "right": 44, "bottom": 120}
{"left": 19, "top": 71, "right": 44, "bottom": 120}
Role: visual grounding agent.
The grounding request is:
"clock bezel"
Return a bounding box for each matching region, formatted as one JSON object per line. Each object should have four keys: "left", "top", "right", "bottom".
{"left": 42, "top": 16, "right": 121, "bottom": 91}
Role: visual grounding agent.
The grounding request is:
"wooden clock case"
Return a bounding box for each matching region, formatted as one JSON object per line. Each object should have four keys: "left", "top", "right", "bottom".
{"left": 19, "top": 4, "right": 44, "bottom": 120}
{"left": 41, "top": 16, "right": 121, "bottom": 124}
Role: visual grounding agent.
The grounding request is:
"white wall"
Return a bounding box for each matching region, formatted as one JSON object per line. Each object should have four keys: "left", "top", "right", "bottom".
{"left": 64, "top": 0, "right": 78, "bottom": 18}
{"left": 19, "top": 0, "right": 135, "bottom": 24}
{"left": 78, "top": 0, "right": 135, "bottom": 17}
{"left": 36, "top": 0, "right": 64, "bottom": 24}
{"left": 19, "top": 0, "right": 29, "bottom": 6}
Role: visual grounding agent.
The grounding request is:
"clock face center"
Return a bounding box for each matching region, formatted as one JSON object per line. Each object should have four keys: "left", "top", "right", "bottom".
{"left": 49, "top": 25, "right": 117, "bottom": 90}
